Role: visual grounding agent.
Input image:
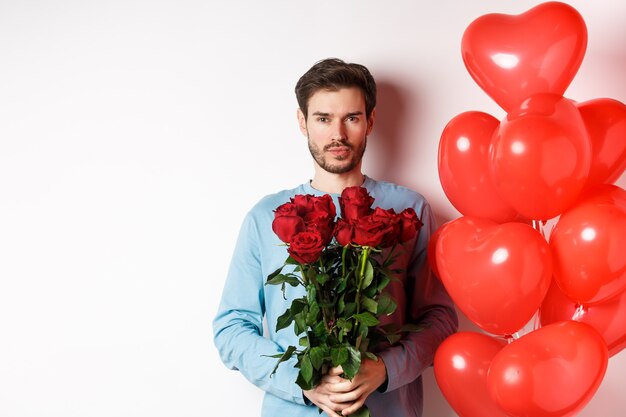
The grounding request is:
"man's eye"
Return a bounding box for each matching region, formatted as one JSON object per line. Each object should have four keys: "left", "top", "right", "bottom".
{"left": 318, "top": 117, "right": 328, "bottom": 122}
{"left": 347, "top": 116, "right": 358, "bottom": 122}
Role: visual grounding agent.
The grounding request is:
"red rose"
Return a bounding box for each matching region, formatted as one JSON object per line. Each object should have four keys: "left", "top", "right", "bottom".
{"left": 398, "top": 208, "right": 423, "bottom": 243}
{"left": 339, "top": 186, "right": 374, "bottom": 222}
{"left": 291, "top": 194, "right": 315, "bottom": 216}
{"left": 272, "top": 202, "right": 305, "bottom": 243}
{"left": 304, "top": 210, "right": 335, "bottom": 245}
{"left": 312, "top": 194, "right": 336, "bottom": 218}
{"left": 370, "top": 207, "right": 401, "bottom": 247}
{"left": 334, "top": 218, "right": 354, "bottom": 247}
{"left": 288, "top": 230, "right": 325, "bottom": 264}
{"left": 352, "top": 215, "right": 392, "bottom": 247}
{"left": 292, "top": 194, "right": 336, "bottom": 218}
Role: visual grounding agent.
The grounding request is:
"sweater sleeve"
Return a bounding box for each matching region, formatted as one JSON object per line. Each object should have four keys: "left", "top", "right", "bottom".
{"left": 378, "top": 201, "right": 458, "bottom": 392}
{"left": 212, "top": 212, "right": 306, "bottom": 405}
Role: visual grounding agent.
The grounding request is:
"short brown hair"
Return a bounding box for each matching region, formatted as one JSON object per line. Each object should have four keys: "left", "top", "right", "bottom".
{"left": 295, "top": 58, "right": 377, "bottom": 120}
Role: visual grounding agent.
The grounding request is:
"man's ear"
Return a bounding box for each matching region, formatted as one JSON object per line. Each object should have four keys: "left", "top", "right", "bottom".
{"left": 366, "top": 107, "right": 376, "bottom": 135}
{"left": 297, "top": 108, "right": 308, "bottom": 136}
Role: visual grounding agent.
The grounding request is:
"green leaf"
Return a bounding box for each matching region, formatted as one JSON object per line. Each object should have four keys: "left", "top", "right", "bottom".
{"left": 266, "top": 264, "right": 285, "bottom": 281}
{"left": 296, "top": 370, "right": 314, "bottom": 391}
{"left": 275, "top": 308, "right": 294, "bottom": 332}
{"left": 353, "top": 312, "right": 379, "bottom": 327}
{"left": 363, "top": 284, "right": 377, "bottom": 298}
{"left": 313, "top": 321, "right": 326, "bottom": 339}
{"left": 299, "top": 336, "right": 309, "bottom": 347}
{"left": 341, "top": 345, "right": 361, "bottom": 379}
{"left": 309, "top": 346, "right": 326, "bottom": 370}
{"left": 306, "top": 301, "right": 320, "bottom": 325}
{"left": 267, "top": 345, "right": 297, "bottom": 377}
{"left": 263, "top": 352, "right": 287, "bottom": 359}
{"left": 344, "top": 302, "right": 356, "bottom": 317}
{"left": 376, "top": 274, "right": 391, "bottom": 291}
{"left": 331, "top": 346, "right": 348, "bottom": 366}
{"left": 356, "top": 322, "right": 369, "bottom": 341}
{"left": 316, "top": 273, "right": 329, "bottom": 286}
{"left": 307, "top": 285, "right": 317, "bottom": 305}
{"left": 294, "top": 310, "right": 307, "bottom": 335}
{"left": 364, "top": 352, "right": 378, "bottom": 362}
{"left": 336, "top": 318, "right": 353, "bottom": 333}
{"left": 266, "top": 273, "right": 300, "bottom": 287}
{"left": 306, "top": 267, "right": 317, "bottom": 284}
{"left": 337, "top": 275, "right": 348, "bottom": 293}
{"left": 376, "top": 293, "right": 397, "bottom": 316}
{"left": 290, "top": 298, "right": 307, "bottom": 315}
{"left": 361, "top": 296, "right": 378, "bottom": 314}
{"left": 359, "top": 336, "right": 370, "bottom": 352}
{"left": 300, "top": 353, "right": 313, "bottom": 383}
{"left": 338, "top": 293, "right": 345, "bottom": 315}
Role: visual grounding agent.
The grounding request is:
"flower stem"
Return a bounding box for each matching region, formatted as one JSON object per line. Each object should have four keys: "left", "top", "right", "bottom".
{"left": 353, "top": 246, "right": 370, "bottom": 341}
{"left": 341, "top": 245, "right": 348, "bottom": 279}
{"left": 307, "top": 264, "right": 333, "bottom": 335}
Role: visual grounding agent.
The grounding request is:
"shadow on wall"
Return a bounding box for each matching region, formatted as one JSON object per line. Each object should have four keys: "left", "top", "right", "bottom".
{"left": 586, "top": 49, "right": 626, "bottom": 100}
{"left": 369, "top": 78, "right": 456, "bottom": 228}
{"left": 422, "top": 308, "right": 488, "bottom": 416}
{"left": 367, "top": 78, "right": 417, "bottom": 186}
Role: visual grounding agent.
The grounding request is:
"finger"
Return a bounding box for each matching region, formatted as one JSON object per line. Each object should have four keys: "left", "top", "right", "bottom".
{"left": 319, "top": 404, "right": 343, "bottom": 417}
{"left": 324, "top": 379, "right": 356, "bottom": 394}
{"left": 321, "top": 374, "right": 346, "bottom": 384}
{"left": 329, "top": 389, "right": 361, "bottom": 404}
{"left": 338, "top": 396, "right": 366, "bottom": 416}
{"left": 328, "top": 365, "right": 344, "bottom": 376}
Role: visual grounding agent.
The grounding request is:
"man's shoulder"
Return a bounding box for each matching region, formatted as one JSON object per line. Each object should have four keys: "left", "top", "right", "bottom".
{"left": 368, "top": 178, "right": 428, "bottom": 208}
{"left": 248, "top": 183, "right": 305, "bottom": 217}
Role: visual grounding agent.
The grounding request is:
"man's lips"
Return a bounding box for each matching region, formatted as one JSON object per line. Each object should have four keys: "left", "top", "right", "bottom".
{"left": 326, "top": 146, "right": 351, "bottom": 157}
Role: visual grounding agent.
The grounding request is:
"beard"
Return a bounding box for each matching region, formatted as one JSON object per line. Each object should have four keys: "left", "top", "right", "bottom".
{"left": 307, "top": 136, "right": 367, "bottom": 174}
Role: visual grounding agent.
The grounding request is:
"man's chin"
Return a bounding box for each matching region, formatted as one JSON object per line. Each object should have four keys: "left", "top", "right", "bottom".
{"left": 323, "top": 163, "right": 357, "bottom": 175}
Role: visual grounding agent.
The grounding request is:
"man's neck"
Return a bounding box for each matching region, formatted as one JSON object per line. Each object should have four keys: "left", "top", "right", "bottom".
{"left": 310, "top": 170, "right": 365, "bottom": 194}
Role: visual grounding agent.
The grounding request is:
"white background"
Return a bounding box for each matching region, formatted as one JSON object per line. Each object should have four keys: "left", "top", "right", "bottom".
{"left": 1, "top": 0, "right": 625, "bottom": 416}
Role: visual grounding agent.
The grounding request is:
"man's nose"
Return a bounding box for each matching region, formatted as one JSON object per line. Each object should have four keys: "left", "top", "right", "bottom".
{"left": 330, "top": 120, "right": 347, "bottom": 141}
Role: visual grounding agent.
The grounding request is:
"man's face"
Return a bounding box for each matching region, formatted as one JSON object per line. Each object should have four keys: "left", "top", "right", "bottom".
{"left": 298, "top": 87, "right": 374, "bottom": 175}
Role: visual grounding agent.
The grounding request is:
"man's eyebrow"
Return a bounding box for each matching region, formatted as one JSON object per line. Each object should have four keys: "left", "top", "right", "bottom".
{"left": 311, "top": 111, "right": 364, "bottom": 117}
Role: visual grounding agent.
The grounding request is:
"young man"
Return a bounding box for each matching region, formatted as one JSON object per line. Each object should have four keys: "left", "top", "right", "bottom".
{"left": 213, "top": 58, "right": 458, "bottom": 417}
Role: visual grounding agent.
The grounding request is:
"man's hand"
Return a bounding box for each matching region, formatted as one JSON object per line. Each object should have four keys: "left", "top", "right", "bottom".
{"left": 303, "top": 378, "right": 347, "bottom": 417}
{"left": 304, "top": 357, "right": 387, "bottom": 416}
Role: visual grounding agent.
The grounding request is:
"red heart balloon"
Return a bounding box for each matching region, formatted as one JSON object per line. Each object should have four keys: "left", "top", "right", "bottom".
{"left": 434, "top": 332, "right": 508, "bottom": 417}
{"left": 540, "top": 280, "right": 626, "bottom": 357}
{"left": 578, "top": 98, "right": 626, "bottom": 188}
{"left": 462, "top": 2, "right": 587, "bottom": 112}
{"left": 438, "top": 111, "right": 518, "bottom": 223}
{"left": 436, "top": 216, "right": 552, "bottom": 335}
{"left": 550, "top": 184, "right": 626, "bottom": 304}
{"left": 488, "top": 321, "right": 608, "bottom": 417}
{"left": 490, "top": 94, "right": 591, "bottom": 220}
{"left": 427, "top": 223, "right": 446, "bottom": 280}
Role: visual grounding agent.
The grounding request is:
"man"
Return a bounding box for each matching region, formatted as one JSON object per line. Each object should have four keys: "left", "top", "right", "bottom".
{"left": 213, "top": 58, "right": 458, "bottom": 417}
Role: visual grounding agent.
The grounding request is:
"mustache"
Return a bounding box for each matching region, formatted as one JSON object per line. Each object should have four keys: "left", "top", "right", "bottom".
{"left": 324, "top": 140, "right": 353, "bottom": 151}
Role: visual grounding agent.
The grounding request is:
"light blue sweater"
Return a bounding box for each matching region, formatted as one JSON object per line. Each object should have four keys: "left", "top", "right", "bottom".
{"left": 213, "top": 177, "right": 458, "bottom": 417}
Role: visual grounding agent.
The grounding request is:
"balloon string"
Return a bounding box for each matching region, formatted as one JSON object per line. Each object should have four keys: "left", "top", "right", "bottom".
{"left": 533, "top": 309, "right": 541, "bottom": 331}
{"left": 503, "top": 333, "right": 520, "bottom": 344}
{"left": 572, "top": 303, "right": 587, "bottom": 321}
{"left": 532, "top": 219, "right": 547, "bottom": 240}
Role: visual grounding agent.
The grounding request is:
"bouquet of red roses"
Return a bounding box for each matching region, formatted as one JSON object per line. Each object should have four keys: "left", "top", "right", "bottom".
{"left": 266, "top": 186, "right": 423, "bottom": 416}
